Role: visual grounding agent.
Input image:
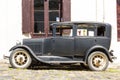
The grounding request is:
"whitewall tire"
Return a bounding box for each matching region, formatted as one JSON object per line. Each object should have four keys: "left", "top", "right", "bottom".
{"left": 9, "top": 48, "right": 32, "bottom": 69}
{"left": 88, "top": 51, "right": 109, "bottom": 71}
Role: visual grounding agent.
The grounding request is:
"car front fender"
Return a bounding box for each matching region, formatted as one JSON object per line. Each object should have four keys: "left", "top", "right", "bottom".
{"left": 9, "top": 45, "right": 37, "bottom": 59}
{"left": 9, "top": 45, "right": 31, "bottom": 52}
{"left": 9, "top": 45, "right": 49, "bottom": 63}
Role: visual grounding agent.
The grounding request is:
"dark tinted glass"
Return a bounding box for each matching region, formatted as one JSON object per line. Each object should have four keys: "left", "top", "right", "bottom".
{"left": 34, "top": 0, "right": 44, "bottom": 10}
{"left": 49, "top": 0, "right": 60, "bottom": 10}
{"left": 49, "top": 12, "right": 59, "bottom": 21}
{"left": 34, "top": 22, "right": 44, "bottom": 33}
{"left": 34, "top": 11, "right": 44, "bottom": 21}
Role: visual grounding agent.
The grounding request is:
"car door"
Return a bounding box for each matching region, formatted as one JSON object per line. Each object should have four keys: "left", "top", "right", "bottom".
{"left": 52, "top": 37, "right": 74, "bottom": 56}
{"left": 51, "top": 27, "right": 75, "bottom": 56}
{"left": 75, "top": 25, "right": 96, "bottom": 56}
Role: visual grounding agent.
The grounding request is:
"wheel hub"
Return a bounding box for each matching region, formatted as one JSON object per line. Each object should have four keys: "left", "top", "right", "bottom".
{"left": 15, "top": 53, "right": 27, "bottom": 65}
{"left": 93, "top": 56, "right": 104, "bottom": 67}
{"left": 16, "top": 55, "right": 25, "bottom": 64}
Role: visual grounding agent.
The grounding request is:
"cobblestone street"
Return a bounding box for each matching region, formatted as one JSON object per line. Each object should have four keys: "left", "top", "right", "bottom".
{"left": 0, "top": 59, "right": 120, "bottom": 80}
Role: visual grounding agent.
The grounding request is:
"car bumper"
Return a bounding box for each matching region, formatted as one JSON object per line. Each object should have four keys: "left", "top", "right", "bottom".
{"left": 109, "top": 50, "right": 117, "bottom": 61}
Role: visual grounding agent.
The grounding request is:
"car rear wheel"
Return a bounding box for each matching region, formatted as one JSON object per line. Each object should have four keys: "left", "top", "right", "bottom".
{"left": 87, "top": 51, "right": 109, "bottom": 71}
{"left": 9, "top": 48, "right": 32, "bottom": 69}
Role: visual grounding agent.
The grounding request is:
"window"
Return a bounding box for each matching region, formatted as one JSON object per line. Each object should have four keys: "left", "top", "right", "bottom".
{"left": 55, "top": 26, "right": 73, "bottom": 37}
{"left": 22, "top": 0, "right": 71, "bottom": 38}
{"left": 49, "top": 0, "right": 62, "bottom": 33}
{"left": 77, "top": 24, "right": 95, "bottom": 37}
{"left": 97, "top": 26, "right": 105, "bottom": 36}
{"left": 77, "top": 29, "right": 87, "bottom": 36}
{"left": 34, "top": 0, "right": 61, "bottom": 33}
{"left": 34, "top": 0, "right": 44, "bottom": 33}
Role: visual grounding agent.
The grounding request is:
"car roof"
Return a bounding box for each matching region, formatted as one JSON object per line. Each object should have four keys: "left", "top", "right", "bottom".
{"left": 51, "top": 21, "right": 110, "bottom": 27}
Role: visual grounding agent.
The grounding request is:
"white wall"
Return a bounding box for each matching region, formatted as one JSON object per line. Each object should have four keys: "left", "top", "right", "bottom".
{"left": 103, "top": 0, "right": 119, "bottom": 63}
{"left": 0, "top": 0, "right": 7, "bottom": 59}
{"left": 71, "top": 0, "right": 96, "bottom": 21}
{"left": 0, "top": 0, "right": 22, "bottom": 59}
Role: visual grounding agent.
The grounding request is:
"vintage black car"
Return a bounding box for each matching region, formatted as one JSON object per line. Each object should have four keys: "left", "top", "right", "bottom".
{"left": 9, "top": 22, "right": 116, "bottom": 71}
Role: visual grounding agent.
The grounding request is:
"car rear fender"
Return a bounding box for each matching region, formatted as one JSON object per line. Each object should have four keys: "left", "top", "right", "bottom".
{"left": 84, "top": 45, "right": 113, "bottom": 64}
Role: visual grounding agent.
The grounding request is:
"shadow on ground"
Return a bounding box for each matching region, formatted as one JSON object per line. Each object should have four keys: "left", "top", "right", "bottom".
{"left": 27, "top": 63, "right": 90, "bottom": 71}
{"left": 8, "top": 63, "right": 89, "bottom": 71}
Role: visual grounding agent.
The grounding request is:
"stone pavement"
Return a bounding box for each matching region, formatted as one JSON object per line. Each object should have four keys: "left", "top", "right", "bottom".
{"left": 0, "top": 59, "right": 120, "bottom": 80}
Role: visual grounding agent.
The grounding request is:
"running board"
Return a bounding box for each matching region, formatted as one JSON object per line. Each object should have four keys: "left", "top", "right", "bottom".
{"left": 37, "top": 56, "right": 85, "bottom": 64}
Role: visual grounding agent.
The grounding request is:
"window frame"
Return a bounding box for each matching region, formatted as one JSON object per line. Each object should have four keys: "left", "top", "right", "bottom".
{"left": 22, "top": 0, "right": 71, "bottom": 38}
{"left": 117, "top": 0, "right": 120, "bottom": 41}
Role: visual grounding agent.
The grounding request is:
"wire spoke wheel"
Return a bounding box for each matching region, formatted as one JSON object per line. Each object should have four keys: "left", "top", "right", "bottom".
{"left": 88, "top": 51, "right": 109, "bottom": 71}
{"left": 9, "top": 48, "right": 32, "bottom": 69}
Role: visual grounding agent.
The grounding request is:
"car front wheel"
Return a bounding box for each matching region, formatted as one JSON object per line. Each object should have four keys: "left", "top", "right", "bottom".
{"left": 88, "top": 51, "right": 109, "bottom": 71}
{"left": 9, "top": 48, "right": 32, "bottom": 69}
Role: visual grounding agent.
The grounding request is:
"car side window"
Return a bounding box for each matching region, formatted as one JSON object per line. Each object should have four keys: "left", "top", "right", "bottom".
{"left": 97, "top": 26, "right": 105, "bottom": 36}
{"left": 77, "top": 24, "right": 95, "bottom": 37}
{"left": 77, "top": 29, "right": 87, "bottom": 36}
{"left": 55, "top": 26, "right": 73, "bottom": 37}
{"left": 62, "top": 29, "right": 72, "bottom": 37}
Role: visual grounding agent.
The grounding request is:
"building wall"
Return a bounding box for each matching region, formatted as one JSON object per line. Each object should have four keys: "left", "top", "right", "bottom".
{"left": 71, "top": 0, "right": 119, "bottom": 63}
{"left": 0, "top": 0, "right": 119, "bottom": 63}
{"left": 0, "top": 0, "right": 7, "bottom": 59}
{"left": 0, "top": 0, "right": 23, "bottom": 59}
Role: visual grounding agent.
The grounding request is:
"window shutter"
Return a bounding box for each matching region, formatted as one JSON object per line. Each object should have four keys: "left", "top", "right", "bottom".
{"left": 22, "top": 0, "right": 33, "bottom": 34}
{"left": 62, "top": 0, "right": 71, "bottom": 21}
{"left": 117, "top": 0, "right": 120, "bottom": 41}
